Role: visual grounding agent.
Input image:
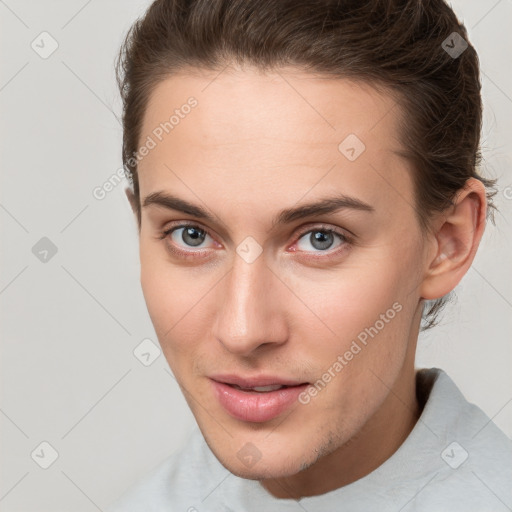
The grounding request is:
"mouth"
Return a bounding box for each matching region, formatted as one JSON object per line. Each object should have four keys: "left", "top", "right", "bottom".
{"left": 209, "top": 375, "right": 310, "bottom": 423}
{"left": 228, "top": 383, "right": 293, "bottom": 392}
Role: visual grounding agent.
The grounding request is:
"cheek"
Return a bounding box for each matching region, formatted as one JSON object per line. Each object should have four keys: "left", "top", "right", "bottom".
{"left": 140, "top": 245, "right": 169, "bottom": 329}
{"left": 139, "top": 243, "right": 213, "bottom": 363}
{"left": 296, "top": 246, "right": 417, "bottom": 401}
{"left": 299, "top": 255, "right": 409, "bottom": 346}
{"left": 140, "top": 243, "right": 187, "bottom": 345}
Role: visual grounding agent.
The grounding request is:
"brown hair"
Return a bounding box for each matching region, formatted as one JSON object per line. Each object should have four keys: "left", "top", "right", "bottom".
{"left": 116, "top": 0, "right": 498, "bottom": 331}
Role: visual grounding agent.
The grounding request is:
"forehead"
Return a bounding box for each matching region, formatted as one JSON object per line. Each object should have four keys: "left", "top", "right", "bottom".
{"left": 137, "top": 66, "right": 413, "bottom": 220}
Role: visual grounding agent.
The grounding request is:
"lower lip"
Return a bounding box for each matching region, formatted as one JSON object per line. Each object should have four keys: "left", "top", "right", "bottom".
{"left": 210, "top": 380, "right": 309, "bottom": 423}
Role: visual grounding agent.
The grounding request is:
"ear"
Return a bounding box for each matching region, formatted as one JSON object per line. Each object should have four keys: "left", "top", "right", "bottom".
{"left": 125, "top": 187, "right": 138, "bottom": 216}
{"left": 419, "top": 178, "right": 487, "bottom": 301}
{"left": 125, "top": 187, "right": 141, "bottom": 233}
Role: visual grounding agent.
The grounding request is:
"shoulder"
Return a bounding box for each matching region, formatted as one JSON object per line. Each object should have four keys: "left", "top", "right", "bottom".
{"left": 411, "top": 368, "right": 512, "bottom": 511}
{"left": 105, "top": 427, "right": 225, "bottom": 512}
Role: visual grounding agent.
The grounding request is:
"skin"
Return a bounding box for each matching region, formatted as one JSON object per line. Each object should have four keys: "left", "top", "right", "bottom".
{"left": 126, "top": 65, "right": 487, "bottom": 499}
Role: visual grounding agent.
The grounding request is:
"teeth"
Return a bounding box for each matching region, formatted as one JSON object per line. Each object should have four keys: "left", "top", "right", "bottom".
{"left": 252, "top": 385, "right": 284, "bottom": 392}
{"left": 233, "top": 384, "right": 285, "bottom": 392}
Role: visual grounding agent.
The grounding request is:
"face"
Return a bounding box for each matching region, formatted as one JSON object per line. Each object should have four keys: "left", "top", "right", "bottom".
{"left": 135, "top": 66, "right": 428, "bottom": 484}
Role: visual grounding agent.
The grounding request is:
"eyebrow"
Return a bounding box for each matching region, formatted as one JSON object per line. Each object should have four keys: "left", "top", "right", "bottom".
{"left": 142, "top": 191, "right": 375, "bottom": 228}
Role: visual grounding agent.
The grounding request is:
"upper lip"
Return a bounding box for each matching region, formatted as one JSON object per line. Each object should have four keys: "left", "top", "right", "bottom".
{"left": 210, "top": 374, "right": 308, "bottom": 388}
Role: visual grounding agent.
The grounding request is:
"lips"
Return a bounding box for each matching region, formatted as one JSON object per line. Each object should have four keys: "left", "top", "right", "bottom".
{"left": 209, "top": 374, "right": 307, "bottom": 388}
{"left": 230, "top": 383, "right": 286, "bottom": 392}
{"left": 209, "top": 374, "right": 309, "bottom": 422}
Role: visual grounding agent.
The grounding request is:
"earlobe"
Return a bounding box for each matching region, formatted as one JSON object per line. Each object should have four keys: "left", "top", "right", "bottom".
{"left": 419, "top": 178, "right": 487, "bottom": 301}
{"left": 125, "top": 187, "right": 138, "bottom": 215}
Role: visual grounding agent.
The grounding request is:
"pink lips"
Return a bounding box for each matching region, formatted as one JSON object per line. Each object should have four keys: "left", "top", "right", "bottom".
{"left": 209, "top": 375, "right": 309, "bottom": 423}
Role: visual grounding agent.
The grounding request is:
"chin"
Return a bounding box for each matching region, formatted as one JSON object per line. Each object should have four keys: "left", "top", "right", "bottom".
{"left": 203, "top": 432, "right": 316, "bottom": 481}
{"left": 221, "top": 455, "right": 306, "bottom": 481}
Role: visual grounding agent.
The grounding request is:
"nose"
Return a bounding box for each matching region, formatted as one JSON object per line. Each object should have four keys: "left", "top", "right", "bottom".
{"left": 212, "top": 250, "right": 288, "bottom": 356}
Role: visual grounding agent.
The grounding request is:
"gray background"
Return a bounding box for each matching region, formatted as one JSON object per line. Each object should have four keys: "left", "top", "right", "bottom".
{"left": 0, "top": 1, "right": 511, "bottom": 510}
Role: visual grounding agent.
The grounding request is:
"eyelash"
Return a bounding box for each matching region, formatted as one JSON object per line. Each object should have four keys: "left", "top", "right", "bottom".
{"left": 157, "top": 222, "right": 352, "bottom": 260}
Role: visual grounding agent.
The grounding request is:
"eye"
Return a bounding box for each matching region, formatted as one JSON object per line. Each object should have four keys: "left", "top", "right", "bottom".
{"left": 174, "top": 225, "right": 207, "bottom": 247}
{"left": 158, "top": 224, "right": 216, "bottom": 257}
{"left": 158, "top": 222, "right": 352, "bottom": 260}
{"left": 293, "top": 225, "right": 350, "bottom": 255}
{"left": 164, "top": 224, "right": 209, "bottom": 247}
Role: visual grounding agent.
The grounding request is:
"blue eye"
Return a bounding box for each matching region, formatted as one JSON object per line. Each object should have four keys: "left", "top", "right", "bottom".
{"left": 295, "top": 228, "right": 348, "bottom": 253}
{"left": 158, "top": 223, "right": 352, "bottom": 260}
{"left": 160, "top": 224, "right": 215, "bottom": 250}
{"left": 172, "top": 225, "right": 209, "bottom": 248}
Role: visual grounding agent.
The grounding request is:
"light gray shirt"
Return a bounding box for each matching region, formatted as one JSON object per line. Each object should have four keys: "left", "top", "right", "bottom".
{"left": 106, "top": 367, "right": 512, "bottom": 511}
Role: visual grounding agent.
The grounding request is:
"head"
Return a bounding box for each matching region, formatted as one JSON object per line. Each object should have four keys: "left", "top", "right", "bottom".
{"left": 116, "top": 0, "right": 497, "bottom": 485}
